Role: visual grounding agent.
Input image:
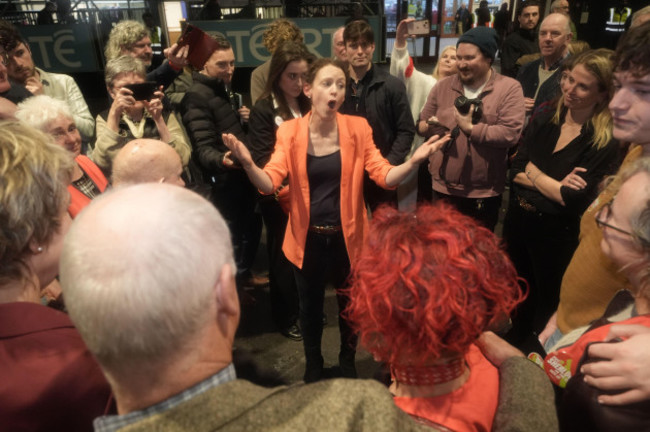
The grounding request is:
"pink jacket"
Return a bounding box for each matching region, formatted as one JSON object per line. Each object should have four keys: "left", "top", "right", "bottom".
{"left": 419, "top": 70, "right": 524, "bottom": 198}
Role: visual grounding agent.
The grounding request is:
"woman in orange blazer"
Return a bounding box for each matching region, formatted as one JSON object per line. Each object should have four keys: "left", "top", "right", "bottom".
{"left": 224, "top": 58, "right": 449, "bottom": 382}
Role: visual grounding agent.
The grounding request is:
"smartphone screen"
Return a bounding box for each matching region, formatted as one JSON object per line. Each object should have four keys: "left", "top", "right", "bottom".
{"left": 123, "top": 82, "right": 157, "bottom": 101}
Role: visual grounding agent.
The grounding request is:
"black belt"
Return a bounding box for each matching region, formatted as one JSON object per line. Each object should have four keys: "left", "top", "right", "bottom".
{"left": 308, "top": 225, "right": 342, "bottom": 234}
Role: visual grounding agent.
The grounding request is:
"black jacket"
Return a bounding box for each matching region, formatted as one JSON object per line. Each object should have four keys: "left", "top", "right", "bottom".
{"left": 180, "top": 71, "right": 247, "bottom": 175}
{"left": 501, "top": 28, "right": 538, "bottom": 78}
{"left": 339, "top": 66, "right": 414, "bottom": 165}
{"left": 517, "top": 56, "right": 567, "bottom": 114}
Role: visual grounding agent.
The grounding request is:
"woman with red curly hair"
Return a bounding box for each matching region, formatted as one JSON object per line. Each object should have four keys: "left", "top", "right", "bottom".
{"left": 346, "top": 203, "right": 524, "bottom": 431}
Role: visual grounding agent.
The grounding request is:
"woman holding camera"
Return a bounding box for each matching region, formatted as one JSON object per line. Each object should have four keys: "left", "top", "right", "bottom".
{"left": 225, "top": 58, "right": 449, "bottom": 382}
{"left": 503, "top": 50, "right": 620, "bottom": 348}
{"left": 94, "top": 55, "right": 190, "bottom": 175}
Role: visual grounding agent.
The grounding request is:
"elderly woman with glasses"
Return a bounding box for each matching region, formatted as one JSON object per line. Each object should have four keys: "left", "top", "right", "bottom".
{"left": 541, "top": 157, "right": 650, "bottom": 431}
{"left": 16, "top": 95, "right": 108, "bottom": 218}
{"left": 94, "top": 55, "right": 190, "bottom": 175}
{"left": 503, "top": 49, "right": 621, "bottom": 349}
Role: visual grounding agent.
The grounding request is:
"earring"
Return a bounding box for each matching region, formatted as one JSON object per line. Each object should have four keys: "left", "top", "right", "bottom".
{"left": 37, "top": 246, "right": 43, "bottom": 253}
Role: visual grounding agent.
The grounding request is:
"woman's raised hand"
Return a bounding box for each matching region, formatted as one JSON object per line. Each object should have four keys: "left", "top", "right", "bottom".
{"left": 410, "top": 133, "right": 451, "bottom": 165}
{"left": 222, "top": 133, "right": 253, "bottom": 169}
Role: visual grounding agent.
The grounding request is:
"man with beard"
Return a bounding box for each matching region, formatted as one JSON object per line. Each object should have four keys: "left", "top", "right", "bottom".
{"left": 104, "top": 20, "right": 188, "bottom": 90}
{"left": 0, "top": 20, "right": 94, "bottom": 140}
{"left": 418, "top": 27, "right": 524, "bottom": 230}
{"left": 501, "top": 1, "right": 540, "bottom": 78}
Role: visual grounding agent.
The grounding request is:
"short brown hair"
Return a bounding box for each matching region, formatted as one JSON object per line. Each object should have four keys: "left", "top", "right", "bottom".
{"left": 343, "top": 20, "right": 374, "bottom": 45}
{"left": 613, "top": 21, "right": 650, "bottom": 77}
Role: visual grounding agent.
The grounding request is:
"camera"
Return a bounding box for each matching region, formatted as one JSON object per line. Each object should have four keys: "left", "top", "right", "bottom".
{"left": 454, "top": 95, "right": 483, "bottom": 124}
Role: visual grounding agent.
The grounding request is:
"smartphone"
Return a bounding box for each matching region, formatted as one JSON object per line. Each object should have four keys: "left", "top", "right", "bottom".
{"left": 407, "top": 19, "right": 429, "bottom": 36}
{"left": 123, "top": 82, "right": 157, "bottom": 101}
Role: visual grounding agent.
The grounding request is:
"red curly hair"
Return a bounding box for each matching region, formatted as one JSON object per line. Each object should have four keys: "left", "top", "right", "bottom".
{"left": 345, "top": 203, "right": 525, "bottom": 366}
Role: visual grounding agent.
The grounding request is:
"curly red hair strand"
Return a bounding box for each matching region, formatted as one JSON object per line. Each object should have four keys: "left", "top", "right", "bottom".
{"left": 345, "top": 203, "right": 525, "bottom": 366}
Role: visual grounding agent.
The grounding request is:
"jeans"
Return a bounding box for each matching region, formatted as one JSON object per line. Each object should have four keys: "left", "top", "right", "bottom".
{"left": 292, "top": 229, "right": 356, "bottom": 381}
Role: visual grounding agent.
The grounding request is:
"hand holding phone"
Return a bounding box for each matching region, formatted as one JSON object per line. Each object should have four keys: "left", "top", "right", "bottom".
{"left": 123, "top": 82, "right": 158, "bottom": 101}
{"left": 407, "top": 19, "right": 429, "bottom": 36}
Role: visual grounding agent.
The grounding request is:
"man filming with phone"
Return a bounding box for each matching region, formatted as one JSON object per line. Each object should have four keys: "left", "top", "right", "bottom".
{"left": 418, "top": 27, "right": 524, "bottom": 230}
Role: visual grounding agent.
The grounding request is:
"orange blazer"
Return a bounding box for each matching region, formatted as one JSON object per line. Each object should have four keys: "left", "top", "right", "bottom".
{"left": 264, "top": 112, "right": 394, "bottom": 269}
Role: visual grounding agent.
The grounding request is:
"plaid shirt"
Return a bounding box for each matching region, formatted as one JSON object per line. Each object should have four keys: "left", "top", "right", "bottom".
{"left": 94, "top": 364, "right": 236, "bottom": 432}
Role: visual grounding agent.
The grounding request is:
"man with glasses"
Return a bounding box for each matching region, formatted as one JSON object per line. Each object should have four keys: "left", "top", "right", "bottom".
{"left": 339, "top": 20, "right": 414, "bottom": 210}
{"left": 516, "top": 13, "right": 573, "bottom": 117}
{"left": 539, "top": 22, "right": 650, "bottom": 350}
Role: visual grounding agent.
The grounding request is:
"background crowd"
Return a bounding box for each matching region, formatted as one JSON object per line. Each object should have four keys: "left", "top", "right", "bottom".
{"left": 2, "top": 3, "right": 650, "bottom": 431}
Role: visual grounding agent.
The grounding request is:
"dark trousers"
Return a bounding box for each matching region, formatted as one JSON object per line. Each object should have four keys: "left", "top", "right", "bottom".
{"left": 210, "top": 170, "right": 262, "bottom": 281}
{"left": 432, "top": 191, "right": 502, "bottom": 231}
{"left": 292, "top": 230, "right": 355, "bottom": 381}
{"left": 259, "top": 195, "right": 299, "bottom": 330}
{"left": 502, "top": 198, "right": 580, "bottom": 349}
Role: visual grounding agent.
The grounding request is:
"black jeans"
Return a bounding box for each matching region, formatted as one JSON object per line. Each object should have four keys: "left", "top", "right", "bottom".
{"left": 259, "top": 195, "right": 299, "bottom": 330}
{"left": 502, "top": 198, "right": 580, "bottom": 349}
{"left": 209, "top": 170, "right": 262, "bottom": 282}
{"left": 432, "top": 191, "right": 502, "bottom": 231}
{"left": 293, "top": 229, "right": 355, "bottom": 381}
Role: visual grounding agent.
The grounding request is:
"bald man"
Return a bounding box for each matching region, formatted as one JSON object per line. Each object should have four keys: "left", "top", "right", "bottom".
{"left": 60, "top": 184, "right": 557, "bottom": 431}
{"left": 112, "top": 138, "right": 185, "bottom": 187}
{"left": 516, "top": 13, "right": 572, "bottom": 115}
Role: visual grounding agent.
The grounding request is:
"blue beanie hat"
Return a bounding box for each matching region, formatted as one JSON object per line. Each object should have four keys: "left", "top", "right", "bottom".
{"left": 457, "top": 27, "right": 499, "bottom": 60}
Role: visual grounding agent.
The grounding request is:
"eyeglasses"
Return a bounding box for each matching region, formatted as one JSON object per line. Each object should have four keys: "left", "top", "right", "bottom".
{"left": 595, "top": 200, "right": 634, "bottom": 237}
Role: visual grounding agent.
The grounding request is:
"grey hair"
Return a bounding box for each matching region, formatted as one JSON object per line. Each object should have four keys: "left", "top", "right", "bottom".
{"left": 15, "top": 95, "right": 72, "bottom": 131}
{"left": 105, "top": 20, "right": 150, "bottom": 61}
{"left": 616, "top": 157, "right": 650, "bottom": 296}
{"left": 105, "top": 55, "right": 147, "bottom": 88}
{"left": 60, "top": 184, "right": 236, "bottom": 373}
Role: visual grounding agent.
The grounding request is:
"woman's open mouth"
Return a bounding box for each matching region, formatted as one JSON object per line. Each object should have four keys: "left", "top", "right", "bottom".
{"left": 328, "top": 100, "right": 336, "bottom": 109}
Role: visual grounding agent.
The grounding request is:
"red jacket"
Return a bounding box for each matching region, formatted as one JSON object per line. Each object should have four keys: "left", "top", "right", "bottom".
{"left": 263, "top": 113, "right": 394, "bottom": 269}
{"left": 0, "top": 302, "right": 114, "bottom": 431}
{"left": 68, "top": 155, "right": 108, "bottom": 218}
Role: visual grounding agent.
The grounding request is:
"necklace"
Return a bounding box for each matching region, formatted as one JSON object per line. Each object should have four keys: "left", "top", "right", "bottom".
{"left": 391, "top": 358, "right": 466, "bottom": 386}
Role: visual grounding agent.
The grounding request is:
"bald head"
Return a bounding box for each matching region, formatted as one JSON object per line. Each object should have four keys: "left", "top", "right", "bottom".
{"left": 60, "top": 184, "right": 238, "bottom": 379}
{"left": 539, "top": 13, "right": 572, "bottom": 65}
{"left": 112, "top": 139, "right": 184, "bottom": 187}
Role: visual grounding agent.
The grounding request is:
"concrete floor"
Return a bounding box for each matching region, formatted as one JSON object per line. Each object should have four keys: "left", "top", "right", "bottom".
{"left": 234, "top": 283, "right": 379, "bottom": 384}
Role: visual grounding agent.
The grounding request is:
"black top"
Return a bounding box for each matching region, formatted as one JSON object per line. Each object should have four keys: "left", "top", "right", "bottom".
{"left": 341, "top": 66, "right": 373, "bottom": 118}
{"left": 307, "top": 150, "right": 341, "bottom": 226}
{"left": 511, "top": 109, "right": 620, "bottom": 216}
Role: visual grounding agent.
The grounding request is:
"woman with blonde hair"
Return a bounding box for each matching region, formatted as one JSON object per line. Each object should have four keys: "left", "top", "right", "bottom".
{"left": 504, "top": 49, "right": 621, "bottom": 348}
{"left": 0, "top": 121, "right": 113, "bottom": 430}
